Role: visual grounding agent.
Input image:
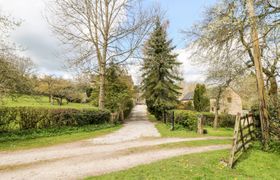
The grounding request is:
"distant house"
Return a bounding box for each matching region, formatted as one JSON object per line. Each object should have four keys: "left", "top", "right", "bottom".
{"left": 209, "top": 88, "right": 242, "bottom": 115}
{"left": 180, "top": 92, "right": 194, "bottom": 103}
{"left": 180, "top": 87, "right": 242, "bottom": 115}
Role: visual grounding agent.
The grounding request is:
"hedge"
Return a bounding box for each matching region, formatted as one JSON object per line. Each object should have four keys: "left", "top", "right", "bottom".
{"left": 0, "top": 107, "right": 111, "bottom": 132}
{"left": 173, "top": 110, "right": 236, "bottom": 131}
{"left": 174, "top": 110, "right": 197, "bottom": 131}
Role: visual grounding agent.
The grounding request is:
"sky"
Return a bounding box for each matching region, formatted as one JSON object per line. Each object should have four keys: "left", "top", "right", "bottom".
{"left": 0, "top": 0, "right": 217, "bottom": 83}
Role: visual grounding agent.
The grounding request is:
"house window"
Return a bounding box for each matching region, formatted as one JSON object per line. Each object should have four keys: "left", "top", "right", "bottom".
{"left": 227, "top": 97, "right": 232, "bottom": 103}
{"left": 211, "top": 107, "right": 214, "bottom": 111}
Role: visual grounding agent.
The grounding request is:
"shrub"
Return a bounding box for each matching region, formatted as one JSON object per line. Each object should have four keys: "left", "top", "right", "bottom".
{"left": 172, "top": 110, "right": 235, "bottom": 130}
{"left": 0, "top": 107, "right": 18, "bottom": 132}
{"left": 75, "top": 109, "right": 111, "bottom": 125}
{"left": 174, "top": 110, "right": 197, "bottom": 131}
{"left": 48, "top": 109, "right": 79, "bottom": 127}
{"left": 0, "top": 107, "right": 111, "bottom": 132}
{"left": 123, "top": 99, "right": 134, "bottom": 119}
{"left": 201, "top": 112, "right": 215, "bottom": 126}
{"left": 218, "top": 113, "right": 235, "bottom": 128}
{"left": 18, "top": 107, "right": 49, "bottom": 130}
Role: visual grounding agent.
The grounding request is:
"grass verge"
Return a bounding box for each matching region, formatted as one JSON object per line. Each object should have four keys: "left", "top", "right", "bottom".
{"left": 0, "top": 124, "right": 121, "bottom": 151}
{"left": 87, "top": 144, "right": 280, "bottom": 179}
{"left": 148, "top": 114, "right": 233, "bottom": 137}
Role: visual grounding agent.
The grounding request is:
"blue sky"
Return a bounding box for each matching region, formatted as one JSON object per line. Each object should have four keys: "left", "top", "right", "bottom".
{"left": 151, "top": 0, "right": 217, "bottom": 48}
{"left": 0, "top": 0, "right": 218, "bottom": 82}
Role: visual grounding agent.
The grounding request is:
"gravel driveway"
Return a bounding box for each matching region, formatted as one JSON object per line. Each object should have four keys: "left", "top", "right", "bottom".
{"left": 0, "top": 105, "right": 231, "bottom": 180}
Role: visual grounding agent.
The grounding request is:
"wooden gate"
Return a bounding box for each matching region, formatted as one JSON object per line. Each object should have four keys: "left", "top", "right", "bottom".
{"left": 228, "top": 113, "right": 256, "bottom": 168}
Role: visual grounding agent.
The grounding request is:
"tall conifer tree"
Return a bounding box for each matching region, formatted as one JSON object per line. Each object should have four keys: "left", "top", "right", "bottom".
{"left": 141, "top": 18, "right": 182, "bottom": 120}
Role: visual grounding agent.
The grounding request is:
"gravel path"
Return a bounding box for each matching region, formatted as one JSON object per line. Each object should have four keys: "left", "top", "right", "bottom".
{"left": 91, "top": 105, "right": 160, "bottom": 144}
{"left": 0, "top": 105, "right": 231, "bottom": 180}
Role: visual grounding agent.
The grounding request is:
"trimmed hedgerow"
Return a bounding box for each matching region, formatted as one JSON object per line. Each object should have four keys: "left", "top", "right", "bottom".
{"left": 0, "top": 107, "right": 111, "bottom": 132}
{"left": 174, "top": 110, "right": 198, "bottom": 131}
{"left": 172, "top": 110, "right": 236, "bottom": 131}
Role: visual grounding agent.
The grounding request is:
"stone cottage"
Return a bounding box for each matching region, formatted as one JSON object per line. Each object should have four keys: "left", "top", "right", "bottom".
{"left": 180, "top": 87, "right": 242, "bottom": 115}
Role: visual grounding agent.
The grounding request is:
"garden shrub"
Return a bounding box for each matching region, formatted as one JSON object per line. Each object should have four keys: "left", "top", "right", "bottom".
{"left": 0, "top": 107, "right": 111, "bottom": 132}
{"left": 174, "top": 110, "right": 197, "bottom": 131}
{"left": 123, "top": 99, "right": 134, "bottom": 119}
{"left": 218, "top": 113, "right": 235, "bottom": 128}
{"left": 172, "top": 110, "right": 235, "bottom": 130}
{"left": 0, "top": 107, "right": 18, "bottom": 132}
{"left": 18, "top": 107, "right": 49, "bottom": 130}
{"left": 201, "top": 112, "right": 215, "bottom": 126}
{"left": 48, "top": 109, "right": 79, "bottom": 127}
{"left": 75, "top": 109, "right": 111, "bottom": 125}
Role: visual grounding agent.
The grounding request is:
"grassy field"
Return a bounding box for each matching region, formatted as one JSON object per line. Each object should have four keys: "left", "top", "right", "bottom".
{"left": 148, "top": 114, "right": 233, "bottom": 137}
{"left": 1, "top": 95, "right": 96, "bottom": 109}
{"left": 0, "top": 124, "right": 121, "bottom": 151}
{"left": 88, "top": 144, "right": 280, "bottom": 180}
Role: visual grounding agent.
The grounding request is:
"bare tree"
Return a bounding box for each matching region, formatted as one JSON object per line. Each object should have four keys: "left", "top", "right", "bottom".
{"left": 247, "top": 0, "right": 270, "bottom": 148}
{"left": 184, "top": 0, "right": 279, "bottom": 147}
{"left": 47, "top": 0, "right": 155, "bottom": 109}
{"left": 0, "top": 11, "right": 20, "bottom": 53}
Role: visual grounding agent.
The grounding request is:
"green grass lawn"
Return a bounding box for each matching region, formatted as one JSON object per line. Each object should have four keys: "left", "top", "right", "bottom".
{"left": 87, "top": 144, "right": 280, "bottom": 180}
{"left": 148, "top": 114, "right": 233, "bottom": 138}
{"left": 1, "top": 95, "right": 96, "bottom": 109}
{"left": 0, "top": 124, "right": 121, "bottom": 151}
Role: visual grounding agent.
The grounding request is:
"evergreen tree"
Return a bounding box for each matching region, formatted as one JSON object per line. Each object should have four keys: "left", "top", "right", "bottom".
{"left": 193, "top": 84, "right": 210, "bottom": 112}
{"left": 141, "top": 18, "right": 182, "bottom": 120}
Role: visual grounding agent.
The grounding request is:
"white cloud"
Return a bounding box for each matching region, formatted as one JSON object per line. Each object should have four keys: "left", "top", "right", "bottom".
{"left": 0, "top": 0, "right": 68, "bottom": 77}
{"left": 175, "top": 48, "right": 206, "bottom": 83}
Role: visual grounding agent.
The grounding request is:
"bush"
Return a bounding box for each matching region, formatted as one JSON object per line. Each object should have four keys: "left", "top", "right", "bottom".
{"left": 174, "top": 110, "right": 197, "bottom": 131}
{"left": 123, "top": 99, "right": 134, "bottom": 119}
{"left": 0, "top": 107, "right": 18, "bottom": 132}
{"left": 218, "top": 113, "right": 235, "bottom": 128}
{"left": 0, "top": 107, "right": 111, "bottom": 132}
{"left": 171, "top": 110, "right": 235, "bottom": 130}
{"left": 201, "top": 112, "right": 215, "bottom": 126}
{"left": 75, "top": 109, "right": 111, "bottom": 125}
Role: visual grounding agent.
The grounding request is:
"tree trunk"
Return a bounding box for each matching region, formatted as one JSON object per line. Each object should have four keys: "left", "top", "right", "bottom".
{"left": 214, "top": 87, "right": 222, "bottom": 129}
{"left": 214, "top": 106, "right": 219, "bottom": 129}
{"left": 120, "top": 110, "right": 124, "bottom": 122}
{"left": 247, "top": 0, "right": 270, "bottom": 148}
{"left": 98, "top": 63, "right": 105, "bottom": 110}
{"left": 50, "top": 94, "right": 54, "bottom": 105}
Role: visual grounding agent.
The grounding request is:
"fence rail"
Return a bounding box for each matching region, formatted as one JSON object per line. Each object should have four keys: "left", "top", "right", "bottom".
{"left": 228, "top": 113, "right": 256, "bottom": 168}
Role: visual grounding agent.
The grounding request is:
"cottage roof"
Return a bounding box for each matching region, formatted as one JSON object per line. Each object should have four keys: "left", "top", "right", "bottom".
{"left": 181, "top": 92, "right": 194, "bottom": 101}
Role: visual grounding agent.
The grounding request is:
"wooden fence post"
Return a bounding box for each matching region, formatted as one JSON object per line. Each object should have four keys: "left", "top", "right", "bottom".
{"left": 228, "top": 113, "right": 241, "bottom": 168}
{"left": 197, "top": 115, "right": 204, "bottom": 135}
{"left": 170, "top": 111, "right": 175, "bottom": 131}
{"left": 163, "top": 111, "right": 167, "bottom": 124}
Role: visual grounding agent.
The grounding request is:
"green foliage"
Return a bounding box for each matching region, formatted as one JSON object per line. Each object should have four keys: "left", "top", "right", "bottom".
{"left": 91, "top": 63, "right": 134, "bottom": 118}
{"left": 185, "top": 101, "right": 194, "bottom": 110}
{"left": 193, "top": 84, "right": 210, "bottom": 112}
{"left": 218, "top": 113, "right": 236, "bottom": 128}
{"left": 0, "top": 107, "right": 111, "bottom": 132}
{"left": 171, "top": 109, "right": 235, "bottom": 129}
{"left": 141, "top": 18, "right": 182, "bottom": 120}
{"left": 174, "top": 110, "right": 197, "bottom": 131}
{"left": 0, "top": 57, "right": 33, "bottom": 99}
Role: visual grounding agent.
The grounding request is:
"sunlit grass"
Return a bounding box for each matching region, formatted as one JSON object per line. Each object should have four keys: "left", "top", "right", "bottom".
{"left": 1, "top": 95, "right": 96, "bottom": 109}
{"left": 87, "top": 145, "right": 280, "bottom": 179}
